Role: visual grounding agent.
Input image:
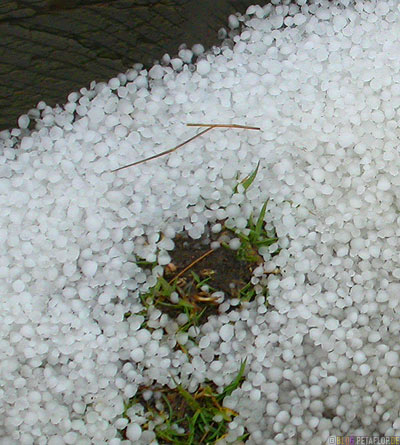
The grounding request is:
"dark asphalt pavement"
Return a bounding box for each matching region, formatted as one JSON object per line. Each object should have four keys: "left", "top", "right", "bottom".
{"left": 0, "top": 0, "right": 266, "bottom": 130}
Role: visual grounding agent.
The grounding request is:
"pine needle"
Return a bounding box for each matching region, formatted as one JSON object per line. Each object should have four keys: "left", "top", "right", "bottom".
{"left": 111, "top": 126, "right": 214, "bottom": 172}
{"left": 186, "top": 123, "right": 261, "bottom": 130}
{"left": 169, "top": 249, "right": 214, "bottom": 285}
{"left": 111, "top": 123, "right": 260, "bottom": 172}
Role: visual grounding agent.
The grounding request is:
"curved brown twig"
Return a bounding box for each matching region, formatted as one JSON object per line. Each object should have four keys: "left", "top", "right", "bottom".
{"left": 111, "top": 123, "right": 261, "bottom": 172}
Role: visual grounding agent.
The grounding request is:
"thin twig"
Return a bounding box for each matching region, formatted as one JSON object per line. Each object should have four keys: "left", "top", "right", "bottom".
{"left": 111, "top": 123, "right": 260, "bottom": 172}
{"left": 111, "top": 126, "right": 214, "bottom": 172}
{"left": 168, "top": 249, "right": 215, "bottom": 284}
{"left": 186, "top": 123, "right": 261, "bottom": 130}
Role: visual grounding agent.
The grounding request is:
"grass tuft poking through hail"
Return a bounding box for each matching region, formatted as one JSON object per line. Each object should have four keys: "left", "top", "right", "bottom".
{"left": 121, "top": 360, "right": 249, "bottom": 444}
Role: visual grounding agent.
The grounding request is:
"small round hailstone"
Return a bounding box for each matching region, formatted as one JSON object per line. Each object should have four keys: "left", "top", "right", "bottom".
{"left": 108, "top": 77, "right": 120, "bottom": 89}
{"left": 103, "top": 363, "right": 118, "bottom": 377}
{"left": 50, "top": 126, "right": 63, "bottom": 140}
{"left": 94, "top": 142, "right": 110, "bottom": 157}
{"left": 338, "top": 130, "right": 355, "bottom": 147}
{"left": 179, "top": 48, "right": 193, "bottom": 63}
{"left": 333, "top": 15, "right": 347, "bottom": 30}
{"left": 28, "top": 391, "right": 42, "bottom": 403}
{"left": 293, "top": 13, "right": 307, "bottom": 25}
{"left": 18, "top": 114, "right": 30, "bottom": 129}
{"left": 229, "top": 238, "right": 241, "bottom": 250}
{"left": 197, "top": 60, "right": 211, "bottom": 75}
{"left": 337, "top": 356, "right": 350, "bottom": 371}
{"left": 280, "top": 277, "right": 295, "bottom": 290}
{"left": 354, "top": 142, "right": 366, "bottom": 155}
{"left": 130, "top": 348, "right": 144, "bottom": 362}
{"left": 78, "top": 286, "right": 94, "bottom": 301}
{"left": 149, "top": 65, "right": 164, "bottom": 80}
{"left": 20, "top": 326, "right": 34, "bottom": 339}
{"left": 168, "top": 154, "right": 182, "bottom": 168}
{"left": 115, "top": 125, "right": 128, "bottom": 138}
{"left": 192, "top": 43, "right": 205, "bottom": 55}
{"left": 297, "top": 305, "right": 311, "bottom": 319}
{"left": 85, "top": 215, "right": 102, "bottom": 232}
{"left": 312, "top": 168, "right": 325, "bottom": 182}
{"left": 228, "top": 14, "right": 240, "bottom": 29}
{"left": 368, "top": 332, "right": 381, "bottom": 343}
{"left": 136, "top": 329, "right": 151, "bottom": 345}
{"left": 250, "top": 388, "right": 261, "bottom": 401}
{"left": 268, "top": 367, "right": 283, "bottom": 383}
{"left": 175, "top": 185, "right": 187, "bottom": 197}
{"left": 376, "top": 1, "right": 390, "bottom": 15}
{"left": 326, "top": 376, "right": 337, "bottom": 386}
{"left": 376, "top": 291, "right": 388, "bottom": 303}
{"left": 87, "top": 107, "right": 105, "bottom": 123}
{"left": 158, "top": 252, "right": 171, "bottom": 266}
{"left": 219, "top": 324, "right": 234, "bottom": 342}
{"left": 126, "top": 423, "right": 142, "bottom": 441}
{"left": 226, "top": 204, "right": 240, "bottom": 217}
{"left": 64, "top": 431, "right": 78, "bottom": 444}
{"left": 175, "top": 92, "right": 187, "bottom": 104}
{"left": 211, "top": 223, "right": 222, "bottom": 234}
{"left": 24, "top": 411, "right": 38, "bottom": 426}
{"left": 377, "top": 177, "right": 391, "bottom": 191}
{"left": 12, "top": 279, "right": 25, "bottom": 292}
{"left": 105, "top": 115, "right": 119, "bottom": 129}
{"left": 353, "top": 351, "right": 366, "bottom": 364}
{"left": 210, "top": 361, "right": 223, "bottom": 372}
{"left": 82, "top": 260, "right": 97, "bottom": 277}
{"left": 359, "top": 364, "right": 371, "bottom": 376}
{"left": 276, "top": 410, "right": 290, "bottom": 423}
{"left": 118, "top": 100, "right": 134, "bottom": 114}
{"left": 199, "top": 336, "right": 210, "bottom": 349}
{"left": 20, "top": 137, "right": 34, "bottom": 150}
{"left": 171, "top": 58, "right": 183, "bottom": 70}
{"left": 325, "top": 318, "right": 339, "bottom": 331}
{"left": 385, "top": 351, "right": 399, "bottom": 366}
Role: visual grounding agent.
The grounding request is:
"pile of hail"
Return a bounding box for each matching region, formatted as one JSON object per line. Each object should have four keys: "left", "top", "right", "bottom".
{"left": 2, "top": 0, "right": 400, "bottom": 443}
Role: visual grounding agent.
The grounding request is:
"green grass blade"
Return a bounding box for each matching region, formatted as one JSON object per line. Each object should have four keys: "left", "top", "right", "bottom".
{"left": 206, "top": 419, "right": 226, "bottom": 442}
{"left": 254, "top": 200, "right": 268, "bottom": 238}
{"left": 190, "top": 270, "right": 201, "bottom": 283}
{"left": 176, "top": 384, "right": 202, "bottom": 412}
{"left": 188, "top": 410, "right": 201, "bottom": 444}
{"left": 158, "top": 276, "right": 175, "bottom": 296}
{"left": 135, "top": 259, "right": 157, "bottom": 268}
{"left": 236, "top": 231, "right": 250, "bottom": 242}
{"left": 241, "top": 161, "right": 260, "bottom": 191}
{"left": 156, "top": 426, "right": 186, "bottom": 443}
{"left": 161, "top": 394, "right": 174, "bottom": 421}
{"left": 218, "top": 359, "right": 247, "bottom": 400}
{"left": 239, "top": 281, "right": 256, "bottom": 302}
{"left": 179, "top": 306, "right": 207, "bottom": 333}
{"left": 190, "top": 271, "right": 213, "bottom": 288}
{"left": 247, "top": 213, "right": 254, "bottom": 230}
{"left": 255, "top": 236, "right": 278, "bottom": 248}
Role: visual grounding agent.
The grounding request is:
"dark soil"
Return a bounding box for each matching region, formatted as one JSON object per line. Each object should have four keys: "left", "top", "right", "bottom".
{"left": 167, "top": 233, "right": 254, "bottom": 298}
{"left": 159, "top": 227, "right": 253, "bottom": 323}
